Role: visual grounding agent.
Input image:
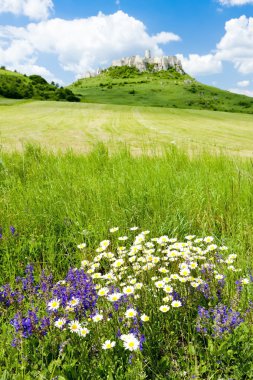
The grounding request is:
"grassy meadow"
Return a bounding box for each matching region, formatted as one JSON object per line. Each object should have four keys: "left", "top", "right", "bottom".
{"left": 0, "top": 143, "right": 253, "bottom": 379}
{"left": 1, "top": 100, "right": 253, "bottom": 156}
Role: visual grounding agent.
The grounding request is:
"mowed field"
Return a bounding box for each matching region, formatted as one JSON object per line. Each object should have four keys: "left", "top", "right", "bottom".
{"left": 1, "top": 100, "right": 253, "bottom": 155}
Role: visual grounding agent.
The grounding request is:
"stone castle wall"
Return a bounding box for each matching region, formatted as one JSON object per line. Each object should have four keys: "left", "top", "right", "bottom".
{"left": 112, "top": 50, "right": 184, "bottom": 74}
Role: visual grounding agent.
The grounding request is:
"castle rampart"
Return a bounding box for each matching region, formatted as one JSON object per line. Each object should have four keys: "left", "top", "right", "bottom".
{"left": 112, "top": 50, "right": 184, "bottom": 74}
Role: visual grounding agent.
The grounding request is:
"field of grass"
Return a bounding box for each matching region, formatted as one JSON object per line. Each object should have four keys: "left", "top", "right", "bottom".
{"left": 1, "top": 100, "right": 253, "bottom": 156}
{"left": 0, "top": 145, "right": 253, "bottom": 378}
{"left": 70, "top": 67, "right": 253, "bottom": 114}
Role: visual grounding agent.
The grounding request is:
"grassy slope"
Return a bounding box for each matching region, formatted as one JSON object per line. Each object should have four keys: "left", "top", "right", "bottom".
{"left": 70, "top": 68, "right": 253, "bottom": 113}
{"left": 0, "top": 68, "right": 26, "bottom": 77}
{"left": 0, "top": 100, "right": 252, "bottom": 156}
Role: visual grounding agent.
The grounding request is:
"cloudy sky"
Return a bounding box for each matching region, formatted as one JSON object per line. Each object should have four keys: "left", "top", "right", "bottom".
{"left": 0, "top": 0, "right": 253, "bottom": 96}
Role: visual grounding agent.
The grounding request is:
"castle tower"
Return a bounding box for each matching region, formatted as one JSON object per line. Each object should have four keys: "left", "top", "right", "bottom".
{"left": 145, "top": 49, "right": 151, "bottom": 59}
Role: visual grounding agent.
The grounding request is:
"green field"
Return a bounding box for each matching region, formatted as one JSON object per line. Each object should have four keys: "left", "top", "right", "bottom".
{"left": 1, "top": 100, "right": 253, "bottom": 156}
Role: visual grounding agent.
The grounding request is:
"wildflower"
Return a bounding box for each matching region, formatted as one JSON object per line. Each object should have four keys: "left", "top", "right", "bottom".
{"left": 121, "top": 334, "right": 140, "bottom": 351}
{"left": 68, "top": 297, "right": 80, "bottom": 308}
{"left": 157, "top": 236, "right": 169, "bottom": 245}
{"left": 79, "top": 327, "right": 90, "bottom": 337}
{"left": 98, "top": 287, "right": 109, "bottom": 297}
{"left": 220, "top": 246, "right": 228, "bottom": 251}
{"left": 171, "top": 300, "right": 182, "bottom": 308}
{"left": 135, "top": 282, "right": 143, "bottom": 290}
{"left": 10, "top": 226, "right": 16, "bottom": 235}
{"left": 110, "top": 227, "right": 119, "bottom": 233}
{"left": 81, "top": 260, "right": 90, "bottom": 267}
{"left": 134, "top": 235, "right": 145, "bottom": 245}
{"left": 159, "top": 305, "right": 170, "bottom": 313}
{"left": 140, "top": 314, "right": 149, "bottom": 322}
{"left": 170, "top": 274, "right": 179, "bottom": 280}
{"left": 65, "top": 306, "right": 74, "bottom": 312}
{"left": 77, "top": 243, "right": 86, "bottom": 249}
{"left": 92, "top": 314, "right": 103, "bottom": 322}
{"left": 48, "top": 298, "right": 61, "bottom": 311}
{"left": 163, "top": 285, "right": 173, "bottom": 293}
{"left": 130, "top": 226, "right": 139, "bottom": 231}
{"left": 163, "top": 296, "right": 172, "bottom": 302}
{"left": 92, "top": 273, "right": 102, "bottom": 279}
{"left": 123, "top": 286, "right": 135, "bottom": 295}
{"left": 54, "top": 318, "right": 66, "bottom": 329}
{"left": 158, "top": 267, "right": 169, "bottom": 274}
{"left": 125, "top": 308, "right": 137, "bottom": 318}
{"left": 69, "top": 320, "right": 81, "bottom": 333}
{"left": 191, "top": 282, "right": 200, "bottom": 288}
{"left": 118, "top": 236, "right": 128, "bottom": 241}
{"left": 100, "top": 240, "right": 110, "bottom": 250}
{"left": 208, "top": 244, "right": 217, "bottom": 251}
{"left": 107, "top": 292, "right": 123, "bottom": 302}
{"left": 204, "top": 236, "right": 214, "bottom": 243}
{"left": 113, "top": 259, "right": 124, "bottom": 268}
{"left": 241, "top": 278, "right": 250, "bottom": 285}
{"left": 215, "top": 274, "right": 224, "bottom": 280}
{"left": 185, "top": 235, "right": 196, "bottom": 240}
{"left": 179, "top": 277, "right": 188, "bottom": 283}
{"left": 102, "top": 340, "right": 116, "bottom": 349}
{"left": 155, "top": 280, "right": 165, "bottom": 289}
{"left": 180, "top": 268, "right": 190, "bottom": 277}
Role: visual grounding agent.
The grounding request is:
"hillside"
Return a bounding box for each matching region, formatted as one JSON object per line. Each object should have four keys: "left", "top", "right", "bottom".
{"left": 0, "top": 68, "right": 79, "bottom": 102}
{"left": 69, "top": 66, "right": 253, "bottom": 113}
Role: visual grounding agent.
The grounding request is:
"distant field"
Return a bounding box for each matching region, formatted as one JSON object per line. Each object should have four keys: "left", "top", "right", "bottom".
{"left": 0, "top": 100, "right": 253, "bottom": 156}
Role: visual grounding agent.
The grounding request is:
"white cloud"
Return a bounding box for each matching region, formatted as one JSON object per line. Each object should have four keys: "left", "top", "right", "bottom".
{"left": 0, "top": 0, "right": 53, "bottom": 20}
{"left": 229, "top": 88, "right": 253, "bottom": 96}
{"left": 152, "top": 31, "right": 180, "bottom": 44}
{"left": 176, "top": 53, "right": 222, "bottom": 76}
{"left": 237, "top": 80, "right": 250, "bottom": 87}
{"left": 0, "top": 11, "right": 181, "bottom": 78}
{"left": 216, "top": 16, "right": 253, "bottom": 74}
{"left": 218, "top": 0, "right": 253, "bottom": 6}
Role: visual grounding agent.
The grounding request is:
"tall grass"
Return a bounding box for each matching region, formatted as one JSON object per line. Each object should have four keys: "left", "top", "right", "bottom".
{"left": 1, "top": 144, "right": 253, "bottom": 379}
{"left": 0, "top": 143, "right": 252, "bottom": 282}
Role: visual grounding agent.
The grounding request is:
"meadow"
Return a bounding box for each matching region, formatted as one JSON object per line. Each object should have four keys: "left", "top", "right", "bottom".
{"left": 0, "top": 142, "right": 253, "bottom": 379}
{"left": 1, "top": 100, "right": 253, "bottom": 156}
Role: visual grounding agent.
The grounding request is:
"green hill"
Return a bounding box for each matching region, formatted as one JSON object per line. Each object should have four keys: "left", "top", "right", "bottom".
{"left": 0, "top": 68, "right": 79, "bottom": 102}
{"left": 69, "top": 66, "right": 253, "bottom": 113}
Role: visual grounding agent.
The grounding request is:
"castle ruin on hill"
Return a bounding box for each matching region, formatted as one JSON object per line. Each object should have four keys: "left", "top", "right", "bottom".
{"left": 112, "top": 50, "right": 184, "bottom": 74}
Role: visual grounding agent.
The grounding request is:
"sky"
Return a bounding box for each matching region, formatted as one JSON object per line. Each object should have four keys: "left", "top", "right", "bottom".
{"left": 0, "top": 0, "right": 253, "bottom": 96}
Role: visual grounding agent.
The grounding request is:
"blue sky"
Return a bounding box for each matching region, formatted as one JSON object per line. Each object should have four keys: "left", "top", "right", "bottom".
{"left": 0, "top": 0, "right": 253, "bottom": 95}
